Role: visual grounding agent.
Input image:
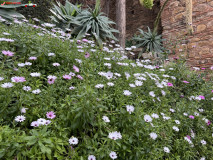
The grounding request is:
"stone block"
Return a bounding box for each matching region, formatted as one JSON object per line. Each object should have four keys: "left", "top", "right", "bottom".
{"left": 199, "top": 47, "right": 210, "bottom": 55}
{"left": 210, "top": 1, "right": 213, "bottom": 7}
{"left": 194, "top": 4, "right": 212, "bottom": 12}
{"left": 190, "top": 38, "right": 200, "bottom": 42}
{"left": 188, "top": 43, "right": 197, "bottom": 49}
{"left": 198, "top": 41, "right": 212, "bottom": 47}
{"left": 207, "top": 20, "right": 213, "bottom": 28}
{"left": 197, "top": 24, "right": 206, "bottom": 32}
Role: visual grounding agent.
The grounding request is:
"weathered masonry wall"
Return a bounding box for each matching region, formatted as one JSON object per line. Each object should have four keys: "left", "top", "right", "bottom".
{"left": 160, "top": 0, "right": 213, "bottom": 69}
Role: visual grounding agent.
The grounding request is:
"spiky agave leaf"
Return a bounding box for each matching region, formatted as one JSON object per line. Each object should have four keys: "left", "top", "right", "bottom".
{"left": 49, "top": 0, "right": 81, "bottom": 30}
{"left": 139, "top": 0, "right": 154, "bottom": 9}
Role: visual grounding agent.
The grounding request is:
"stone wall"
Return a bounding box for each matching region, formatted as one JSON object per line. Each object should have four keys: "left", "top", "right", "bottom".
{"left": 160, "top": 0, "right": 213, "bottom": 69}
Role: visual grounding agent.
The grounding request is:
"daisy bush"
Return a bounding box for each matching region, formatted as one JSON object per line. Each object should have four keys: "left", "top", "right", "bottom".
{"left": 0, "top": 18, "right": 213, "bottom": 160}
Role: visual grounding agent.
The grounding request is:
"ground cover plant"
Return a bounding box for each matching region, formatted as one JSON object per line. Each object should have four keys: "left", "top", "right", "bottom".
{"left": 1, "top": 16, "right": 213, "bottom": 160}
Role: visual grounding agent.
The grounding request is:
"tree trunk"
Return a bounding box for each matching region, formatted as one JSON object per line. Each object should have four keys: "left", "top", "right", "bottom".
{"left": 116, "top": 0, "right": 126, "bottom": 49}
{"left": 186, "top": 0, "right": 193, "bottom": 34}
{"left": 154, "top": 0, "right": 169, "bottom": 34}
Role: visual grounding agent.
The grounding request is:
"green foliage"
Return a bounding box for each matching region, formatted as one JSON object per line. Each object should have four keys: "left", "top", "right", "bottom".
{"left": 139, "top": 0, "right": 154, "bottom": 9}
{"left": 71, "top": 1, "right": 118, "bottom": 48}
{"left": 133, "top": 27, "right": 165, "bottom": 58}
{"left": 50, "top": 0, "right": 81, "bottom": 30}
{"left": 1, "top": 20, "right": 213, "bottom": 160}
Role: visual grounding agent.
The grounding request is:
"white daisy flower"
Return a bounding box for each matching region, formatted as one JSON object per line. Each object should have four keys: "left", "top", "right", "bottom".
{"left": 0, "top": 77, "right": 4, "bottom": 81}
{"left": 135, "top": 80, "right": 143, "bottom": 86}
{"left": 201, "top": 140, "right": 206, "bottom": 145}
{"left": 1, "top": 82, "right": 14, "bottom": 88}
{"left": 69, "top": 72, "right": 76, "bottom": 76}
{"left": 69, "top": 137, "right": 78, "bottom": 145}
{"left": 126, "top": 105, "right": 134, "bottom": 114}
{"left": 164, "top": 147, "right": 170, "bottom": 153}
{"left": 108, "top": 131, "right": 122, "bottom": 140}
{"left": 149, "top": 91, "right": 155, "bottom": 97}
{"left": 44, "top": 23, "right": 55, "bottom": 27}
{"left": 25, "top": 62, "right": 32, "bottom": 66}
{"left": 18, "top": 63, "right": 25, "bottom": 67}
{"left": 109, "top": 151, "right": 117, "bottom": 159}
{"left": 69, "top": 86, "right": 75, "bottom": 90}
{"left": 194, "top": 112, "right": 199, "bottom": 116}
{"left": 75, "top": 59, "right": 82, "bottom": 64}
{"left": 48, "top": 53, "right": 55, "bottom": 56}
{"left": 144, "top": 115, "right": 152, "bottom": 122}
{"left": 32, "top": 89, "right": 41, "bottom": 94}
{"left": 3, "top": 32, "right": 11, "bottom": 35}
{"left": 129, "top": 83, "right": 136, "bottom": 87}
{"left": 102, "top": 116, "right": 110, "bottom": 122}
{"left": 95, "top": 84, "right": 104, "bottom": 88}
{"left": 170, "top": 108, "right": 175, "bottom": 112}
{"left": 30, "top": 72, "right": 41, "bottom": 77}
{"left": 170, "top": 76, "right": 176, "bottom": 80}
{"left": 114, "top": 73, "right": 121, "bottom": 77}
{"left": 37, "top": 118, "right": 46, "bottom": 125}
{"left": 15, "top": 115, "right": 25, "bottom": 122}
{"left": 53, "top": 63, "right": 60, "bottom": 66}
{"left": 183, "top": 112, "right": 188, "bottom": 116}
{"left": 23, "top": 86, "right": 31, "bottom": 91}
{"left": 161, "top": 90, "right": 166, "bottom": 96}
{"left": 173, "top": 126, "right": 179, "bottom": 132}
{"left": 151, "top": 113, "right": 159, "bottom": 119}
{"left": 29, "top": 56, "right": 37, "bottom": 60}
{"left": 31, "top": 121, "right": 39, "bottom": 127}
{"left": 198, "top": 108, "right": 204, "bottom": 112}
{"left": 123, "top": 90, "right": 132, "bottom": 96}
{"left": 107, "top": 82, "right": 114, "bottom": 86}
{"left": 184, "top": 137, "right": 193, "bottom": 146}
{"left": 21, "top": 107, "right": 28, "bottom": 113}
{"left": 88, "top": 155, "right": 96, "bottom": 160}
{"left": 104, "top": 57, "right": 111, "bottom": 60}
{"left": 175, "top": 120, "right": 180, "bottom": 124}
{"left": 148, "top": 132, "right": 157, "bottom": 140}
{"left": 125, "top": 72, "right": 131, "bottom": 80}
{"left": 163, "top": 116, "right": 171, "bottom": 120}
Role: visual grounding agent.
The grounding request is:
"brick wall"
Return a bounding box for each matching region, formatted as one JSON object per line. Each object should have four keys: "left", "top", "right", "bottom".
{"left": 160, "top": 0, "right": 213, "bottom": 69}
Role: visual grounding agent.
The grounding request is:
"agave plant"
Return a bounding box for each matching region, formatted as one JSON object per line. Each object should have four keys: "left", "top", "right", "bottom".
{"left": 71, "top": 0, "right": 118, "bottom": 48}
{"left": 133, "top": 27, "right": 164, "bottom": 58}
{"left": 49, "top": 0, "right": 81, "bottom": 30}
{"left": 0, "top": 0, "right": 35, "bottom": 21}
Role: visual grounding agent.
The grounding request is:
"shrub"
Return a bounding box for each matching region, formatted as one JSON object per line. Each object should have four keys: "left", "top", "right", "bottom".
{"left": 0, "top": 19, "right": 213, "bottom": 160}
{"left": 133, "top": 27, "right": 165, "bottom": 58}
{"left": 71, "top": 0, "right": 118, "bottom": 47}
{"left": 49, "top": 0, "right": 81, "bottom": 30}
